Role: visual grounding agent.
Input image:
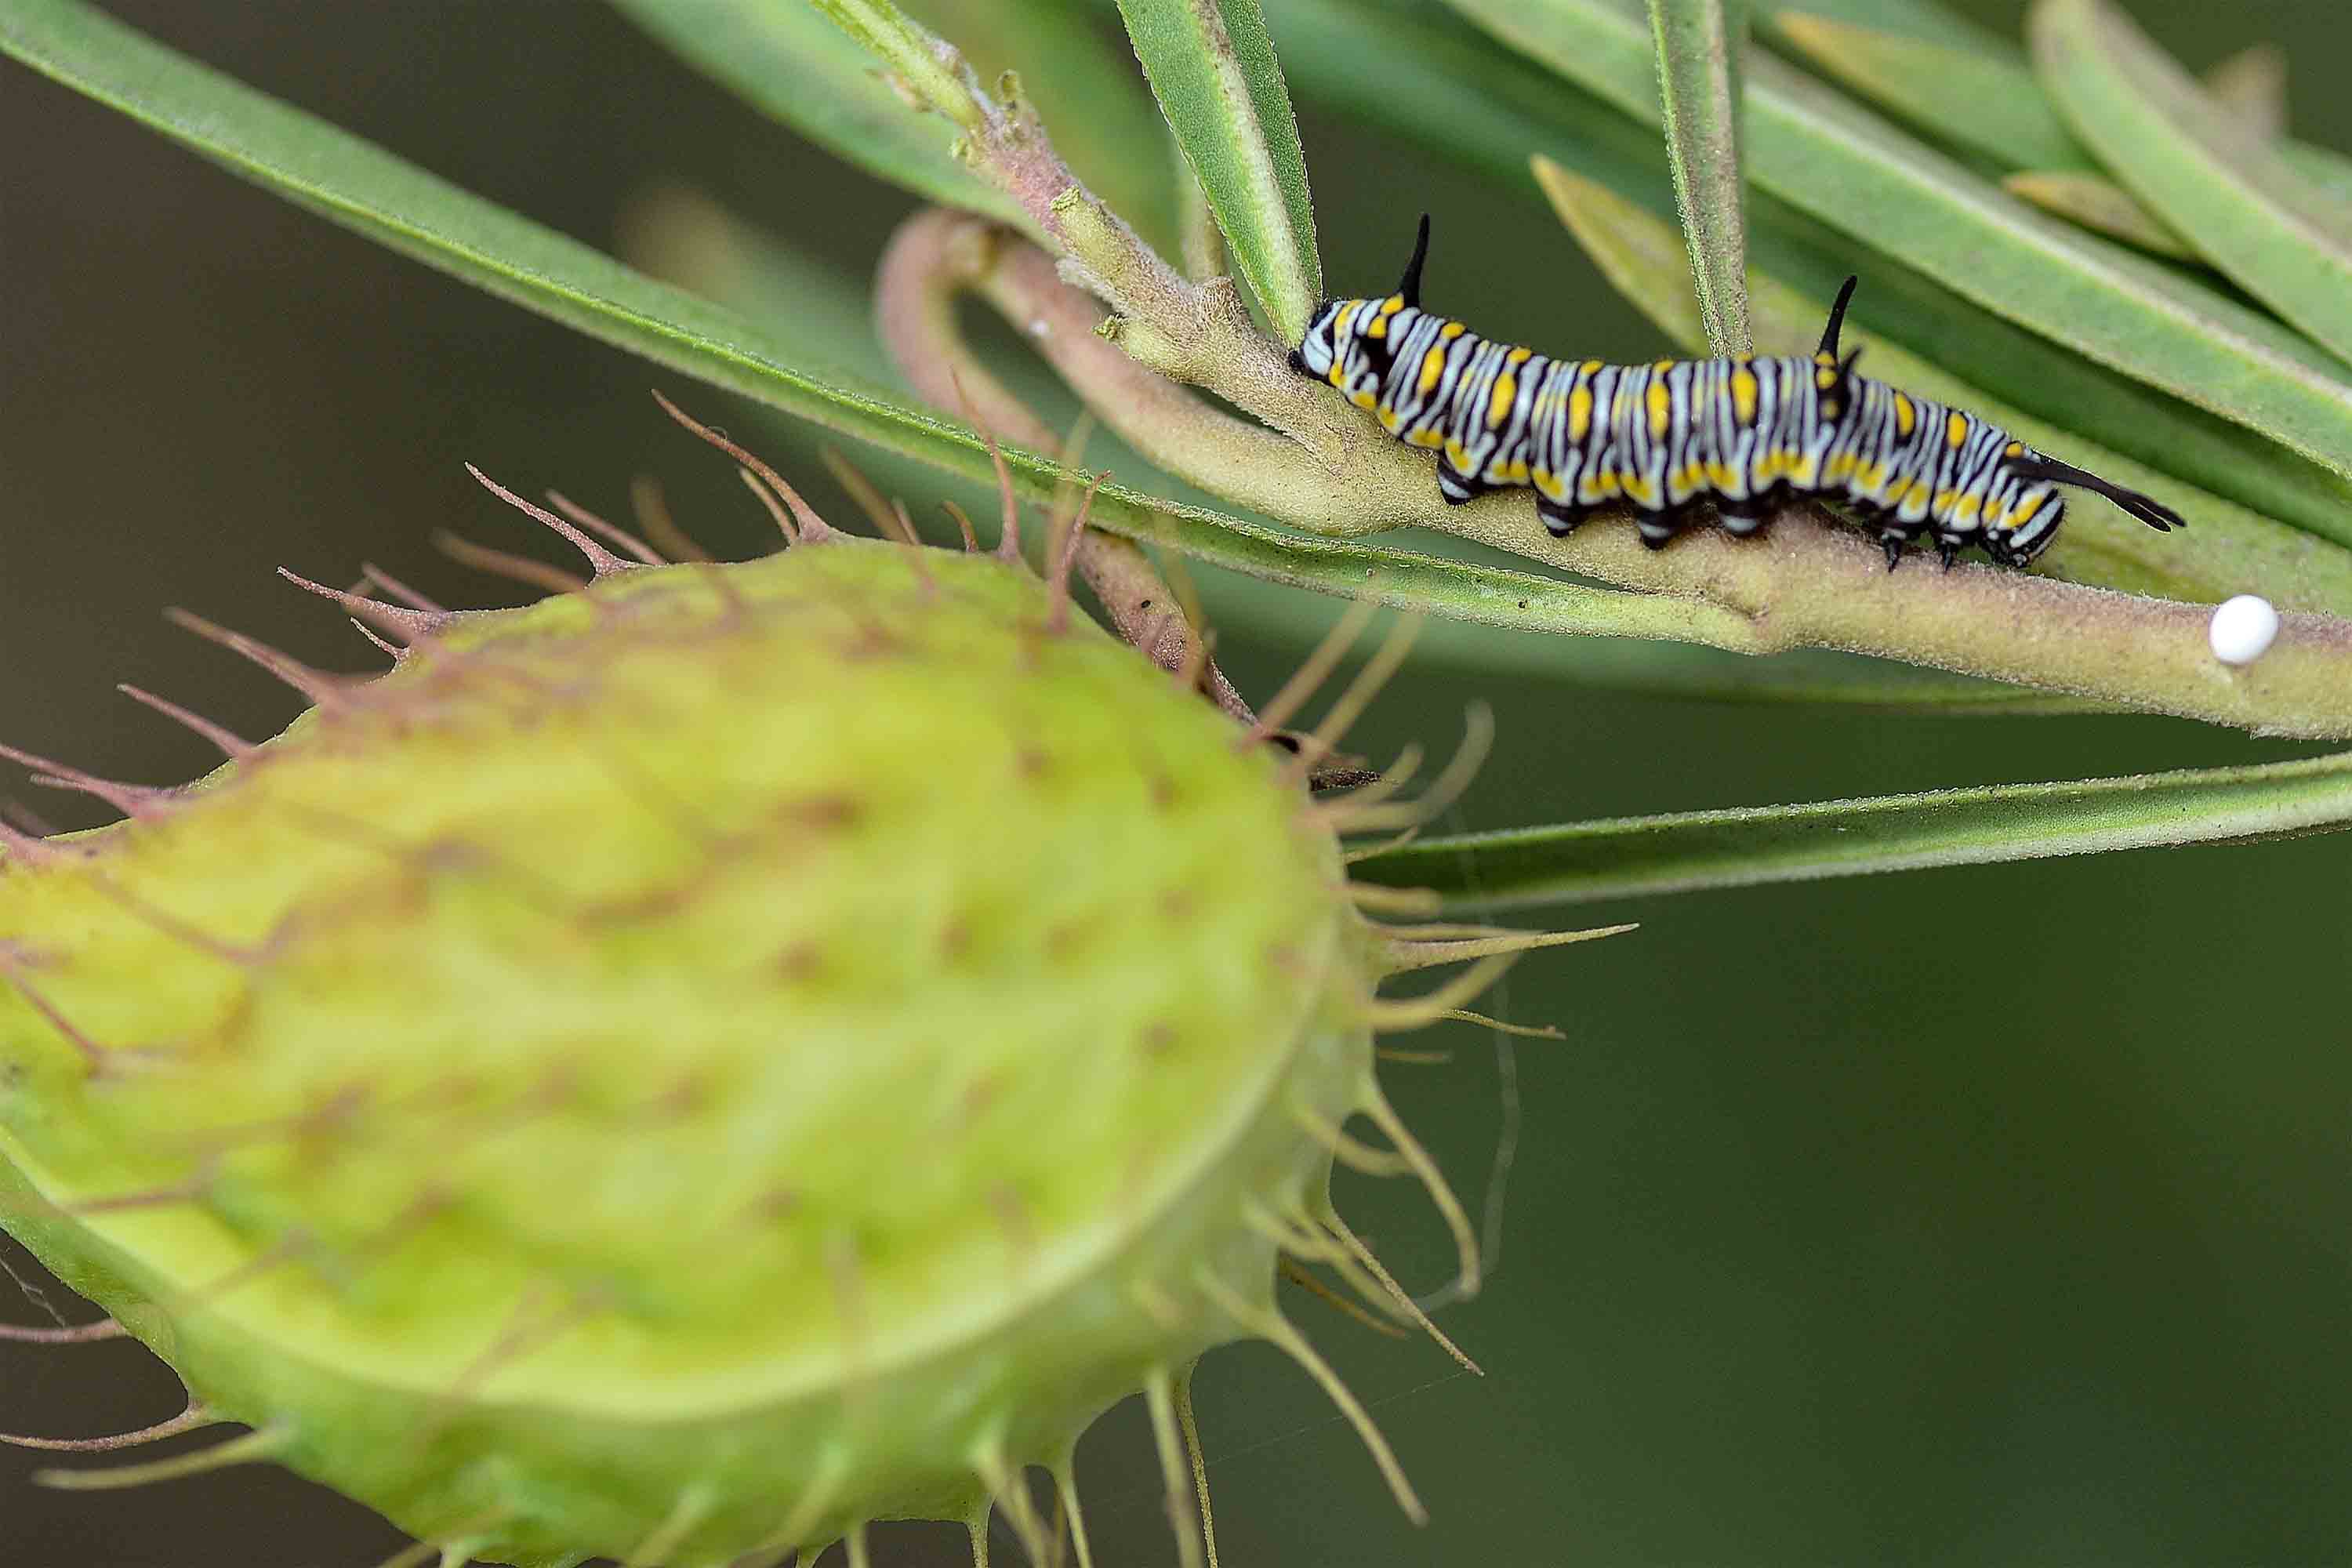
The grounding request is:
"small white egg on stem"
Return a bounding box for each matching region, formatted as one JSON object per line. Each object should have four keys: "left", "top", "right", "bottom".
{"left": 2209, "top": 594, "right": 2279, "bottom": 666}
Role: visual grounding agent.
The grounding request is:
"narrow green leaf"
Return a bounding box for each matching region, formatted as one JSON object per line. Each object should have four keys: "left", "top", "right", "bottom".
{"left": 1771, "top": 8, "right": 2090, "bottom": 172}
{"left": 1770, "top": 5, "right": 2352, "bottom": 250}
{"left": 1116, "top": 0, "right": 1321, "bottom": 339}
{"left": 1443, "top": 0, "right": 2352, "bottom": 490}
{"left": 2002, "top": 170, "right": 2194, "bottom": 261}
{"left": 1349, "top": 750, "right": 2352, "bottom": 909}
{"left": 602, "top": 0, "right": 1034, "bottom": 238}
{"left": 2032, "top": 0, "right": 2352, "bottom": 369}
{"left": 1272, "top": 0, "right": 2352, "bottom": 548}
{"left": 0, "top": 0, "right": 1795, "bottom": 657}
{"left": 1748, "top": 0, "right": 2005, "bottom": 56}
{"left": 1647, "top": 0, "right": 1752, "bottom": 354}
{"left": 1534, "top": 156, "right": 2352, "bottom": 619}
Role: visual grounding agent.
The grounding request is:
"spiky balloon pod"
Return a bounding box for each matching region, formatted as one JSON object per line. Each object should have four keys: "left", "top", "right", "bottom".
{"left": 0, "top": 530, "right": 1445, "bottom": 1568}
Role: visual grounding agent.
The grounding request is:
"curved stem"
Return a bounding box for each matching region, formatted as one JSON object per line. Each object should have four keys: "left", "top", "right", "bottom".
{"left": 875, "top": 209, "right": 1257, "bottom": 720}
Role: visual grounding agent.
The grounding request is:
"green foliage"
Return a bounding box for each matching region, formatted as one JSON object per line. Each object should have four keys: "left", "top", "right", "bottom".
{"left": 1117, "top": 0, "right": 1323, "bottom": 336}
{"left": 7, "top": 0, "right": 2352, "bottom": 933}
{"left": 6, "top": 0, "right": 2352, "bottom": 949}
{"left": 2032, "top": 0, "right": 2352, "bottom": 365}
{"left": 1534, "top": 159, "right": 2352, "bottom": 615}
{"left": 8, "top": 0, "right": 2352, "bottom": 1560}
{"left": 1355, "top": 748, "right": 2352, "bottom": 907}
{"left": 1438, "top": 0, "right": 2352, "bottom": 485}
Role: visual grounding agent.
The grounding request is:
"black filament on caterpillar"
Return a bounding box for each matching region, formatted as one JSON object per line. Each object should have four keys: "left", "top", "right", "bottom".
{"left": 1290, "top": 216, "right": 2185, "bottom": 569}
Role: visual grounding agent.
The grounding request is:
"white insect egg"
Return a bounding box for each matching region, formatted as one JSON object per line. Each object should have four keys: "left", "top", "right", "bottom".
{"left": 2209, "top": 594, "right": 2280, "bottom": 666}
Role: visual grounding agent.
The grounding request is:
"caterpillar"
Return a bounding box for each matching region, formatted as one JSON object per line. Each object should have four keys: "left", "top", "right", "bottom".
{"left": 1290, "top": 216, "right": 2186, "bottom": 568}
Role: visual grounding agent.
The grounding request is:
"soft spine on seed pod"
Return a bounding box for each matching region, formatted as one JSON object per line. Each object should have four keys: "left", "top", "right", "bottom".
{"left": 0, "top": 396, "right": 1615, "bottom": 1568}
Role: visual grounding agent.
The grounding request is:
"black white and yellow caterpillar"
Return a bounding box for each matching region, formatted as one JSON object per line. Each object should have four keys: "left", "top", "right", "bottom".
{"left": 1290, "top": 216, "right": 2185, "bottom": 568}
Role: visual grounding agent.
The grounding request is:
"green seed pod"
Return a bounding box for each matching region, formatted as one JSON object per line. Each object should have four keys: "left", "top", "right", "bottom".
{"left": 0, "top": 462, "right": 1592, "bottom": 1568}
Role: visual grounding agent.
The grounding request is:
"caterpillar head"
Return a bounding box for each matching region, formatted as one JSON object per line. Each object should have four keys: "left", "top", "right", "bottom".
{"left": 1290, "top": 295, "right": 1393, "bottom": 408}
{"left": 1290, "top": 214, "right": 1435, "bottom": 407}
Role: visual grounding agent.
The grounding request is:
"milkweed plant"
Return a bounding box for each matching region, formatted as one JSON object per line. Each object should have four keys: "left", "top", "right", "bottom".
{"left": 4, "top": 0, "right": 2352, "bottom": 1564}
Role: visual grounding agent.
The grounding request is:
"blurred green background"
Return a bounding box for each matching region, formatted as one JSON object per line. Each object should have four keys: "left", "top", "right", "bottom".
{"left": 4, "top": 1, "right": 2351, "bottom": 1563}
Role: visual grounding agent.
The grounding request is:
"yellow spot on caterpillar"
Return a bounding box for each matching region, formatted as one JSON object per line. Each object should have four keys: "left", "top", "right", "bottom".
{"left": 1407, "top": 426, "right": 1444, "bottom": 448}
{"left": 1653, "top": 359, "right": 1674, "bottom": 373}
{"left": 1381, "top": 296, "right": 1405, "bottom": 314}
{"left": 1581, "top": 359, "right": 1603, "bottom": 374}
{"left": 1534, "top": 466, "right": 1564, "bottom": 499}
{"left": 1956, "top": 492, "right": 1982, "bottom": 521}
{"left": 1646, "top": 379, "right": 1671, "bottom": 438}
{"left": 1508, "top": 346, "right": 1533, "bottom": 366}
{"left": 1907, "top": 481, "right": 1931, "bottom": 509}
{"left": 2011, "top": 493, "right": 2043, "bottom": 525}
{"left": 1508, "top": 458, "right": 1530, "bottom": 483}
{"left": 1445, "top": 437, "right": 1473, "bottom": 471}
{"left": 1707, "top": 460, "right": 1737, "bottom": 489}
{"left": 1352, "top": 389, "right": 1377, "bottom": 409}
{"left": 1489, "top": 371, "right": 1518, "bottom": 429}
{"left": 1731, "top": 368, "right": 1759, "bottom": 424}
{"left": 1379, "top": 407, "right": 1400, "bottom": 430}
{"left": 2005, "top": 441, "right": 2024, "bottom": 456}
{"left": 1328, "top": 364, "right": 1346, "bottom": 388}
{"left": 1933, "top": 488, "right": 1956, "bottom": 513}
{"left": 1418, "top": 347, "right": 1445, "bottom": 396}
{"left": 1816, "top": 368, "right": 1838, "bottom": 391}
{"left": 1624, "top": 473, "right": 1659, "bottom": 506}
{"left": 1441, "top": 321, "right": 1467, "bottom": 340}
{"left": 1569, "top": 386, "right": 1594, "bottom": 441}
{"left": 1828, "top": 452, "right": 1857, "bottom": 482}
{"left": 1366, "top": 315, "right": 1387, "bottom": 339}
{"left": 1946, "top": 412, "right": 1969, "bottom": 448}
{"left": 1893, "top": 393, "right": 1915, "bottom": 437}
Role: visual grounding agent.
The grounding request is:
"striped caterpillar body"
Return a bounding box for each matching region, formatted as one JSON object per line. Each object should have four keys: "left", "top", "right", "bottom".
{"left": 1291, "top": 216, "right": 2186, "bottom": 568}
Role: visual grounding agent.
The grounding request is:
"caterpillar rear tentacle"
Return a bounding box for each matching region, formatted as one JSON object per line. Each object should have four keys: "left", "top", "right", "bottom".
{"left": 1290, "top": 215, "right": 2187, "bottom": 570}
